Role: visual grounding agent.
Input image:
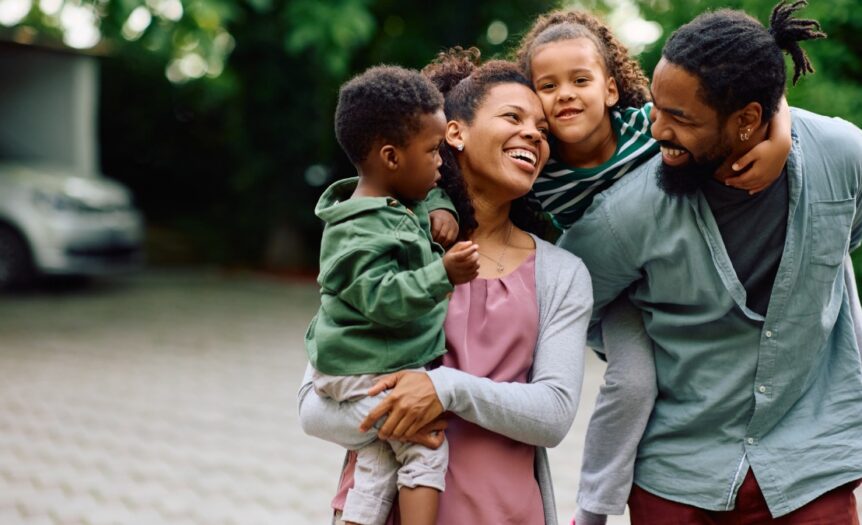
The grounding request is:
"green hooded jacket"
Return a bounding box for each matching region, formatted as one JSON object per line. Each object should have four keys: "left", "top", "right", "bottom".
{"left": 305, "top": 178, "right": 455, "bottom": 375}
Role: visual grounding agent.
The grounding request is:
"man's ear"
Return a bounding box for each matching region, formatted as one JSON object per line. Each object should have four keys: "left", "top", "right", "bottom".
{"left": 377, "top": 144, "right": 399, "bottom": 170}
{"left": 735, "top": 102, "right": 764, "bottom": 139}
{"left": 446, "top": 120, "right": 466, "bottom": 151}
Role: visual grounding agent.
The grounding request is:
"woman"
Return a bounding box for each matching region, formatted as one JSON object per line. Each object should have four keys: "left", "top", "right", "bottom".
{"left": 298, "top": 48, "right": 593, "bottom": 524}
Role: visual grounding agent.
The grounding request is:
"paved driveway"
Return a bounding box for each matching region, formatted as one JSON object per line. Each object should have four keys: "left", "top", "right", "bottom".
{"left": 0, "top": 271, "right": 857, "bottom": 524}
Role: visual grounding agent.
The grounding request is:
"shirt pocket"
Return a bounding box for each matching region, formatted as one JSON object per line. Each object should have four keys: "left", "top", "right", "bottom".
{"left": 394, "top": 229, "right": 431, "bottom": 267}
{"left": 808, "top": 199, "right": 854, "bottom": 282}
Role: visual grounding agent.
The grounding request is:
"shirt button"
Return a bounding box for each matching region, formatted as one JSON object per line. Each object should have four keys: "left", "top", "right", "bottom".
{"left": 765, "top": 330, "right": 773, "bottom": 338}
{"left": 747, "top": 437, "right": 756, "bottom": 445}
{"left": 758, "top": 385, "right": 767, "bottom": 393}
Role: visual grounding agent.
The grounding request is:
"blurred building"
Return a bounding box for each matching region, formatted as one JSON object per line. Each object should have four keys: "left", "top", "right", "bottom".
{"left": 0, "top": 41, "right": 143, "bottom": 288}
{"left": 0, "top": 41, "right": 100, "bottom": 175}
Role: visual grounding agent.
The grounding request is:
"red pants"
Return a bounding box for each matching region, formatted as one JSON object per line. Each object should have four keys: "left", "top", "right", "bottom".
{"left": 629, "top": 470, "right": 860, "bottom": 525}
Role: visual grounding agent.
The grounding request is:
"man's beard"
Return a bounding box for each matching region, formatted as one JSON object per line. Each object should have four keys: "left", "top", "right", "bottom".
{"left": 656, "top": 141, "right": 730, "bottom": 197}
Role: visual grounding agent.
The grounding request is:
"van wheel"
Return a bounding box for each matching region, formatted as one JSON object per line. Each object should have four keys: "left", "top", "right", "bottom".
{"left": 0, "top": 225, "right": 34, "bottom": 290}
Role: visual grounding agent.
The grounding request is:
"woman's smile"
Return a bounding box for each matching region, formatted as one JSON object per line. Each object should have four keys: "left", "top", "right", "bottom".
{"left": 505, "top": 147, "right": 539, "bottom": 173}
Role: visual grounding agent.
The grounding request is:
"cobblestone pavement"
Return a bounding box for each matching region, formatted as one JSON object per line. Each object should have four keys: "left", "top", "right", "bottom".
{"left": 0, "top": 271, "right": 858, "bottom": 524}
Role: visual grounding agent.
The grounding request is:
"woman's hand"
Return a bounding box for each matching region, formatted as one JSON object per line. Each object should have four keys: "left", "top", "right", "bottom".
{"left": 429, "top": 209, "right": 459, "bottom": 247}
{"left": 401, "top": 418, "right": 448, "bottom": 449}
{"left": 360, "top": 370, "right": 444, "bottom": 440}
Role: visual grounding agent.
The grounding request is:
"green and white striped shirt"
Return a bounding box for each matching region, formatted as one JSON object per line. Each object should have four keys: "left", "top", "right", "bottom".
{"left": 531, "top": 103, "right": 658, "bottom": 230}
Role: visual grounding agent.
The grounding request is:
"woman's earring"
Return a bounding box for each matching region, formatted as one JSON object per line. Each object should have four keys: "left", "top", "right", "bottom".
{"left": 456, "top": 143, "right": 464, "bottom": 152}
{"left": 739, "top": 128, "right": 751, "bottom": 142}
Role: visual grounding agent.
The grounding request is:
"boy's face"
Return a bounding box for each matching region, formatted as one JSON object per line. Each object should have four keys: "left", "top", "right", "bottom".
{"left": 530, "top": 38, "right": 619, "bottom": 147}
{"left": 392, "top": 109, "right": 446, "bottom": 201}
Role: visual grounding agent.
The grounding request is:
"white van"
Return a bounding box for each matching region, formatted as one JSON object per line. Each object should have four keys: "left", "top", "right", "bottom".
{"left": 0, "top": 43, "right": 145, "bottom": 289}
{"left": 0, "top": 162, "right": 143, "bottom": 288}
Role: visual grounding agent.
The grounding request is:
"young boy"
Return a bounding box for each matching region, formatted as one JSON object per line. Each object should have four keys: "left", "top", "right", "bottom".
{"left": 305, "top": 65, "right": 479, "bottom": 525}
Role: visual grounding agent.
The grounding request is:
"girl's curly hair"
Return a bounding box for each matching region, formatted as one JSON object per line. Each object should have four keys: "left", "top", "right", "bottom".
{"left": 515, "top": 9, "right": 651, "bottom": 110}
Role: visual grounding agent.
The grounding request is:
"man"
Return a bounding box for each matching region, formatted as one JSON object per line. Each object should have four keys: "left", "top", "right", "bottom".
{"left": 561, "top": 2, "right": 862, "bottom": 523}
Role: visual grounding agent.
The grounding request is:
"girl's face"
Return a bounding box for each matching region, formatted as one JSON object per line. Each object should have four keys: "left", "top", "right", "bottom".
{"left": 530, "top": 38, "right": 619, "bottom": 146}
{"left": 450, "top": 83, "right": 550, "bottom": 201}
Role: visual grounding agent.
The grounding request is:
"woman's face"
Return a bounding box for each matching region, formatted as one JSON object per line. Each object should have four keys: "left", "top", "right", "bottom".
{"left": 452, "top": 83, "right": 550, "bottom": 201}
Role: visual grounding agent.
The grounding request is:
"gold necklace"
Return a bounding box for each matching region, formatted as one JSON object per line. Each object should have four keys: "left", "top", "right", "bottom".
{"left": 477, "top": 222, "right": 513, "bottom": 273}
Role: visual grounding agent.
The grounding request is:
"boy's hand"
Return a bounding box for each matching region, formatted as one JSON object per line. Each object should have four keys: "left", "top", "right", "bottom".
{"left": 443, "top": 241, "right": 479, "bottom": 285}
{"left": 429, "top": 209, "right": 459, "bottom": 247}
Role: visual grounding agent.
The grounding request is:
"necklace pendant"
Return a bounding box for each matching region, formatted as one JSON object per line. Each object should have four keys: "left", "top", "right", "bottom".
{"left": 496, "top": 263, "right": 504, "bottom": 273}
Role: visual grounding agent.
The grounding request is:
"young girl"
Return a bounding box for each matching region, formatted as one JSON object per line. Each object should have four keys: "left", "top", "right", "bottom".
{"left": 513, "top": 10, "right": 792, "bottom": 525}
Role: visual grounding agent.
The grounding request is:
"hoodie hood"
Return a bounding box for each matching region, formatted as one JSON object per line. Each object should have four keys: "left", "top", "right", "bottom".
{"left": 315, "top": 177, "right": 403, "bottom": 225}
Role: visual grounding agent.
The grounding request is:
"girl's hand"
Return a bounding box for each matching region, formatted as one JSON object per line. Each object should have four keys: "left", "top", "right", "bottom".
{"left": 726, "top": 97, "right": 791, "bottom": 195}
{"left": 429, "top": 209, "right": 459, "bottom": 247}
{"left": 360, "top": 370, "right": 444, "bottom": 441}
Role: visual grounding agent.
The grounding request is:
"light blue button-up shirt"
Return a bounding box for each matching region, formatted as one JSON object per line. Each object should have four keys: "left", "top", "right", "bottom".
{"left": 561, "top": 108, "right": 862, "bottom": 516}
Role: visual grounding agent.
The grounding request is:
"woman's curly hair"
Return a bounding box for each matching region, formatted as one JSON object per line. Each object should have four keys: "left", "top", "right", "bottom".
{"left": 515, "top": 9, "right": 651, "bottom": 110}
{"left": 421, "top": 47, "right": 550, "bottom": 238}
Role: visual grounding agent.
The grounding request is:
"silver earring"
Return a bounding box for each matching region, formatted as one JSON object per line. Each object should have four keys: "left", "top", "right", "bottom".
{"left": 456, "top": 143, "right": 464, "bottom": 152}
{"left": 739, "top": 129, "right": 751, "bottom": 142}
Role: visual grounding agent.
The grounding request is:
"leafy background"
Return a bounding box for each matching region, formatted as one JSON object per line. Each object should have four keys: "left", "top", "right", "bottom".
{"left": 3, "top": 0, "right": 859, "bottom": 271}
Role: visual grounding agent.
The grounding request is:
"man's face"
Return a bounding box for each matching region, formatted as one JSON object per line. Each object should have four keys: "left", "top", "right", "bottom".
{"left": 649, "top": 58, "right": 734, "bottom": 196}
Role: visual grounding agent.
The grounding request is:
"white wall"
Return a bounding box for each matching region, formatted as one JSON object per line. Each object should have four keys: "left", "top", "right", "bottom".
{"left": 0, "top": 44, "right": 99, "bottom": 176}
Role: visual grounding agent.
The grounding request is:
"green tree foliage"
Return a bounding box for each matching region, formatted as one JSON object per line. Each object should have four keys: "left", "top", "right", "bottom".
{"left": 4, "top": 0, "right": 859, "bottom": 269}
{"left": 94, "top": 0, "right": 558, "bottom": 267}
{"left": 633, "top": 0, "right": 862, "bottom": 126}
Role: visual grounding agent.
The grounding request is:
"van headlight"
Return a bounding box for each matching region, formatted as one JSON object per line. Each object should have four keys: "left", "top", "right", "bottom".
{"left": 32, "top": 190, "right": 100, "bottom": 213}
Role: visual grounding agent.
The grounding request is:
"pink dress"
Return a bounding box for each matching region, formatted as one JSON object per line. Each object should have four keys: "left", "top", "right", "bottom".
{"left": 332, "top": 253, "right": 543, "bottom": 524}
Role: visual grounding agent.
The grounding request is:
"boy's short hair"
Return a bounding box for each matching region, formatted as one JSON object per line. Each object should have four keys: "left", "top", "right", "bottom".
{"left": 335, "top": 65, "right": 444, "bottom": 164}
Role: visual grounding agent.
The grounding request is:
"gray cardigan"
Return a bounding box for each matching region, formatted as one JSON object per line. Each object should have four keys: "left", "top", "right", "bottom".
{"left": 298, "top": 234, "right": 593, "bottom": 524}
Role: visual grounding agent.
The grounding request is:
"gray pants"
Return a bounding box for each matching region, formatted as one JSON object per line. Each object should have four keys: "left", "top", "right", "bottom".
{"left": 578, "top": 296, "right": 657, "bottom": 516}
{"left": 313, "top": 370, "right": 448, "bottom": 525}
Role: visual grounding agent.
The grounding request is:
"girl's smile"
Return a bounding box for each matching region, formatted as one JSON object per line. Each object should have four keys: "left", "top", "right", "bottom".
{"left": 530, "top": 37, "right": 619, "bottom": 167}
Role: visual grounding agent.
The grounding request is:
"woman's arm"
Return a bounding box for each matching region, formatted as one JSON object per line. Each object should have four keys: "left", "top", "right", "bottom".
{"left": 363, "top": 261, "right": 592, "bottom": 448}
{"left": 431, "top": 259, "right": 592, "bottom": 447}
{"left": 298, "top": 364, "right": 447, "bottom": 449}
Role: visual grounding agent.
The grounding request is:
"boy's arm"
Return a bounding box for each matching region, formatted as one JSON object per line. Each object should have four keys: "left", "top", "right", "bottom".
{"left": 326, "top": 244, "right": 453, "bottom": 328}
{"left": 424, "top": 187, "right": 457, "bottom": 217}
{"left": 725, "top": 96, "right": 792, "bottom": 194}
{"left": 426, "top": 188, "right": 459, "bottom": 246}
